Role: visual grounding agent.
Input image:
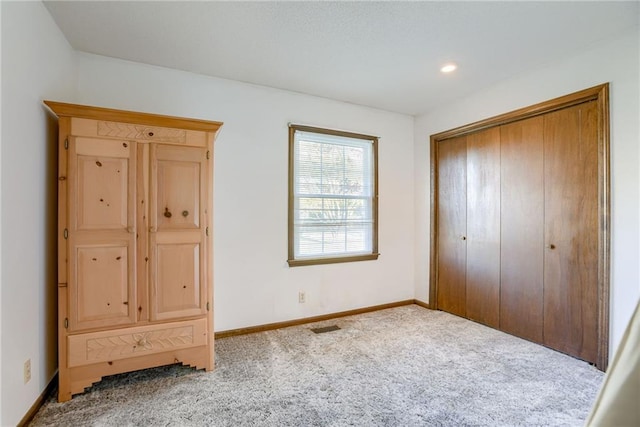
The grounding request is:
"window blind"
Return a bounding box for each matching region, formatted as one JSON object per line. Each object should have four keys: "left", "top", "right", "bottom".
{"left": 292, "top": 129, "right": 375, "bottom": 260}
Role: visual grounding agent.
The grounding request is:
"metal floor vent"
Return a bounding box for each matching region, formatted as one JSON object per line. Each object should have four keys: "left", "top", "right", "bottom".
{"left": 311, "top": 325, "right": 341, "bottom": 334}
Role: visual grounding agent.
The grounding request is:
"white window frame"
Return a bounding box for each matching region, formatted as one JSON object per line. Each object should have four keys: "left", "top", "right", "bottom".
{"left": 288, "top": 124, "right": 379, "bottom": 267}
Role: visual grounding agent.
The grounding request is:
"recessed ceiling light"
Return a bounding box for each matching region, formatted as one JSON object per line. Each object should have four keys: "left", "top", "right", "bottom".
{"left": 441, "top": 63, "right": 457, "bottom": 73}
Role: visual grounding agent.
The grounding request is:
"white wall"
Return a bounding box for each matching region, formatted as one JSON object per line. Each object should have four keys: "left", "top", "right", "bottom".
{"left": 414, "top": 28, "right": 640, "bottom": 358}
{"left": 0, "top": 2, "right": 77, "bottom": 424}
{"left": 0, "top": 2, "right": 3, "bottom": 419}
{"left": 75, "top": 53, "right": 416, "bottom": 332}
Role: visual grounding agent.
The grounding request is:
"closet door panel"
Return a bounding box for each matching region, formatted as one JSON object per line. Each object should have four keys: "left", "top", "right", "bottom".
{"left": 465, "top": 128, "right": 501, "bottom": 328}
{"left": 544, "top": 101, "right": 599, "bottom": 362}
{"left": 436, "top": 136, "right": 467, "bottom": 317}
{"left": 500, "top": 117, "right": 544, "bottom": 343}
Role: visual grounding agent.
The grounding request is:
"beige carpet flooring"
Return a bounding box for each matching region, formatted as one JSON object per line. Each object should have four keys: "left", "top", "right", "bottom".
{"left": 30, "top": 305, "right": 604, "bottom": 426}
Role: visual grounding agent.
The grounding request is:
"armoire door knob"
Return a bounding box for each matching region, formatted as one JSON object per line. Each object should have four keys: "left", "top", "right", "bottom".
{"left": 546, "top": 244, "right": 556, "bottom": 250}
{"left": 461, "top": 236, "right": 466, "bottom": 241}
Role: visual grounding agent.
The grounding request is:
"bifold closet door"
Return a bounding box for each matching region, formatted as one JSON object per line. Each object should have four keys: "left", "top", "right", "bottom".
{"left": 543, "top": 101, "right": 599, "bottom": 363}
{"left": 465, "top": 128, "right": 501, "bottom": 328}
{"left": 499, "top": 117, "right": 544, "bottom": 343}
{"left": 437, "top": 136, "right": 467, "bottom": 317}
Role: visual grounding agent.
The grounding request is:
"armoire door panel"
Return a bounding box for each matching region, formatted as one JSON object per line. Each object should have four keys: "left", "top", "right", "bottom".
{"left": 153, "top": 145, "right": 204, "bottom": 230}
{"left": 156, "top": 161, "right": 200, "bottom": 229}
{"left": 76, "top": 156, "right": 129, "bottom": 230}
{"left": 500, "top": 116, "right": 544, "bottom": 343}
{"left": 68, "top": 137, "right": 137, "bottom": 331}
{"left": 436, "top": 136, "right": 467, "bottom": 317}
{"left": 150, "top": 144, "right": 208, "bottom": 321}
{"left": 72, "top": 137, "right": 134, "bottom": 232}
{"left": 465, "top": 127, "right": 501, "bottom": 328}
{"left": 153, "top": 242, "right": 203, "bottom": 319}
{"left": 71, "top": 240, "right": 136, "bottom": 330}
{"left": 543, "top": 101, "right": 599, "bottom": 363}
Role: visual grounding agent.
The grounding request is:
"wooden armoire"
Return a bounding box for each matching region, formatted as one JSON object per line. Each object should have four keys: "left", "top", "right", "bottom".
{"left": 430, "top": 85, "right": 610, "bottom": 369}
{"left": 45, "top": 101, "right": 222, "bottom": 401}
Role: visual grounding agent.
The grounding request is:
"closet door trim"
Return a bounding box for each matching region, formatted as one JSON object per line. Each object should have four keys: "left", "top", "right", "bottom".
{"left": 429, "top": 83, "right": 610, "bottom": 369}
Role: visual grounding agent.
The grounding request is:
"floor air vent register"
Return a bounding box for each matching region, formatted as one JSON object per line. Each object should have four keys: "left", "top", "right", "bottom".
{"left": 311, "top": 325, "right": 341, "bottom": 334}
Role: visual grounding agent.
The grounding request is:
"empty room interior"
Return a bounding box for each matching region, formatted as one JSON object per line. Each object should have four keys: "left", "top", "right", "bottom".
{"left": 2, "top": 1, "right": 640, "bottom": 425}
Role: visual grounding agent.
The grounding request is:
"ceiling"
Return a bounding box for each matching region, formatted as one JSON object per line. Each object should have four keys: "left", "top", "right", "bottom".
{"left": 44, "top": 1, "right": 638, "bottom": 116}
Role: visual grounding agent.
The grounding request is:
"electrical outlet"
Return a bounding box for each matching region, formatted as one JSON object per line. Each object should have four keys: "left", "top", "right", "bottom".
{"left": 298, "top": 291, "right": 306, "bottom": 303}
{"left": 24, "top": 359, "right": 31, "bottom": 384}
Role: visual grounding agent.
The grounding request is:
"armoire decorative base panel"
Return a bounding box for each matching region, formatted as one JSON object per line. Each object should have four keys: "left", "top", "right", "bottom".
{"left": 45, "top": 101, "right": 222, "bottom": 401}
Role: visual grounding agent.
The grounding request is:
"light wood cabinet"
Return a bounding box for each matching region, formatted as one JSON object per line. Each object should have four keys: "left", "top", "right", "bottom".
{"left": 45, "top": 101, "right": 222, "bottom": 401}
{"left": 431, "top": 85, "right": 609, "bottom": 369}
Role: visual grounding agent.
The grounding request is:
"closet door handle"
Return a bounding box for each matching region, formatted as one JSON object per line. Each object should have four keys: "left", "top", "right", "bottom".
{"left": 546, "top": 244, "right": 556, "bottom": 250}
{"left": 461, "top": 236, "right": 466, "bottom": 241}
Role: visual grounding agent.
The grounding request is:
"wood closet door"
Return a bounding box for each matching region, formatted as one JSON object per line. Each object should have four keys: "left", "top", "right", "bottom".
{"left": 500, "top": 117, "right": 544, "bottom": 343}
{"left": 68, "top": 137, "right": 137, "bottom": 331}
{"left": 150, "top": 144, "right": 208, "bottom": 321}
{"left": 543, "top": 101, "right": 599, "bottom": 363}
{"left": 466, "top": 128, "right": 501, "bottom": 328}
{"left": 437, "top": 136, "right": 467, "bottom": 317}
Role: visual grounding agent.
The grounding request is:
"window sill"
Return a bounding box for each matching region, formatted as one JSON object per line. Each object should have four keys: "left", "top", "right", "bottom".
{"left": 287, "top": 253, "right": 379, "bottom": 267}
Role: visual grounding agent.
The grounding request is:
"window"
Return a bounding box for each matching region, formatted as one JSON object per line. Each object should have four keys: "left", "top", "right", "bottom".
{"left": 288, "top": 125, "right": 379, "bottom": 266}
